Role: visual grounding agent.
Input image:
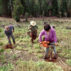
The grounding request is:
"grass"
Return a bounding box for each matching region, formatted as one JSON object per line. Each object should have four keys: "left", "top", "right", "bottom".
{"left": 0, "top": 42, "right": 4, "bottom": 46}
{"left": 0, "top": 18, "right": 71, "bottom": 70}
{"left": 37, "top": 54, "right": 43, "bottom": 58}
{"left": 14, "top": 60, "right": 63, "bottom": 71}
{"left": 0, "top": 63, "right": 14, "bottom": 71}
{"left": 66, "top": 59, "right": 71, "bottom": 66}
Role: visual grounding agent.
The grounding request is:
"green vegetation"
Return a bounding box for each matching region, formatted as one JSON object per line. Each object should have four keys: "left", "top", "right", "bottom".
{"left": 0, "top": 63, "right": 14, "bottom": 71}
{"left": 14, "top": 60, "right": 63, "bottom": 71}
{"left": 66, "top": 59, "right": 71, "bottom": 66}
{"left": 0, "top": 0, "right": 71, "bottom": 20}
{"left": 12, "top": 0, "right": 24, "bottom": 22}
{"left": 0, "top": 18, "right": 71, "bottom": 70}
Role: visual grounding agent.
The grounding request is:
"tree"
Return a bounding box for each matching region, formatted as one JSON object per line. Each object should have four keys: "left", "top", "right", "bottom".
{"left": 2, "top": 0, "right": 9, "bottom": 16}
{"left": 0, "top": 0, "right": 3, "bottom": 16}
{"left": 29, "top": 0, "right": 40, "bottom": 17}
{"left": 8, "top": 0, "right": 13, "bottom": 17}
{"left": 67, "top": 0, "right": 71, "bottom": 17}
{"left": 47, "top": 0, "right": 53, "bottom": 16}
{"left": 12, "top": 0, "right": 24, "bottom": 22}
{"left": 38, "top": 0, "right": 43, "bottom": 16}
{"left": 52, "top": 0, "right": 58, "bottom": 16}
{"left": 60, "top": 0, "right": 67, "bottom": 17}
{"left": 0, "top": 0, "right": 71, "bottom": 17}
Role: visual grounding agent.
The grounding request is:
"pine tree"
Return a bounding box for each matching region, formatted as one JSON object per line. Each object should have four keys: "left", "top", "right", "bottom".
{"left": 0, "top": 0, "right": 3, "bottom": 15}
{"left": 2, "top": 0, "right": 9, "bottom": 16}
{"left": 8, "top": 0, "right": 13, "bottom": 17}
{"left": 12, "top": 0, "right": 24, "bottom": 22}
{"left": 52, "top": 0, "right": 58, "bottom": 16}
{"left": 60, "top": 0, "right": 67, "bottom": 16}
{"left": 67, "top": 0, "right": 71, "bottom": 17}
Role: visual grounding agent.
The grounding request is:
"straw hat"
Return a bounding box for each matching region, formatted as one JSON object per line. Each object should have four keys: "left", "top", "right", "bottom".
{"left": 30, "top": 21, "right": 36, "bottom": 26}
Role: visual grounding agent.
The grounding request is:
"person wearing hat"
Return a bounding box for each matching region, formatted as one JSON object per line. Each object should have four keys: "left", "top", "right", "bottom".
{"left": 4, "top": 25, "right": 15, "bottom": 45}
{"left": 39, "top": 23, "right": 57, "bottom": 59}
{"left": 28, "top": 21, "right": 38, "bottom": 43}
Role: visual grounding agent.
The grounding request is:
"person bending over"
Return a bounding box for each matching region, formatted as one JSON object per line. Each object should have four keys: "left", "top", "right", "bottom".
{"left": 5, "top": 25, "right": 15, "bottom": 45}
{"left": 39, "top": 23, "right": 57, "bottom": 59}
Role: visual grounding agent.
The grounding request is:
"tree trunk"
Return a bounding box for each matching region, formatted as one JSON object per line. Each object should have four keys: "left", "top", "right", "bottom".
{"left": 2, "top": 0, "right": 9, "bottom": 16}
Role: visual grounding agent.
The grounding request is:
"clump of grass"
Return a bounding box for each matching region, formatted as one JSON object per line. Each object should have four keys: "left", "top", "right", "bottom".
{"left": 34, "top": 49, "right": 43, "bottom": 53}
{"left": 34, "top": 43, "right": 41, "bottom": 49}
{"left": 0, "top": 54, "right": 6, "bottom": 64}
{"left": 24, "top": 47, "right": 29, "bottom": 51}
{"left": 0, "top": 42, "right": 4, "bottom": 46}
{"left": 0, "top": 54, "right": 5, "bottom": 60}
{"left": 37, "top": 54, "right": 43, "bottom": 58}
{"left": 16, "top": 46, "right": 23, "bottom": 50}
{"left": 0, "top": 49, "right": 5, "bottom": 53}
{"left": 22, "top": 36, "right": 30, "bottom": 42}
{"left": 28, "top": 50, "right": 33, "bottom": 54}
{"left": 0, "top": 30, "right": 5, "bottom": 37}
{"left": 66, "top": 59, "right": 71, "bottom": 66}
{"left": 64, "top": 54, "right": 71, "bottom": 59}
{"left": 0, "top": 28, "right": 2, "bottom": 32}
{"left": 0, "top": 63, "right": 14, "bottom": 71}
{"left": 12, "top": 54, "right": 17, "bottom": 60}
{"left": 14, "top": 60, "right": 63, "bottom": 71}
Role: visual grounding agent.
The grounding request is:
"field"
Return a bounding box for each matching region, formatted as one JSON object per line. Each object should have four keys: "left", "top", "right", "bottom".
{"left": 0, "top": 17, "right": 71, "bottom": 71}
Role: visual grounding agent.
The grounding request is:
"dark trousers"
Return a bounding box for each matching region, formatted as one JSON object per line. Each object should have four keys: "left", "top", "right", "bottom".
{"left": 31, "top": 32, "right": 37, "bottom": 43}
{"left": 7, "top": 34, "right": 15, "bottom": 44}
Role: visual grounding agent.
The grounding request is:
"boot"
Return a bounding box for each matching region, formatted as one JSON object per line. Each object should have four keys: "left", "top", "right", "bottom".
{"left": 53, "top": 54, "right": 58, "bottom": 59}
{"left": 44, "top": 55, "right": 49, "bottom": 59}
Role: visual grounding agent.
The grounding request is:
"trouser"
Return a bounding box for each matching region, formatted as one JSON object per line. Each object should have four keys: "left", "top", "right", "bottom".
{"left": 7, "top": 34, "right": 15, "bottom": 44}
{"left": 45, "top": 42, "right": 57, "bottom": 57}
{"left": 30, "top": 32, "right": 37, "bottom": 43}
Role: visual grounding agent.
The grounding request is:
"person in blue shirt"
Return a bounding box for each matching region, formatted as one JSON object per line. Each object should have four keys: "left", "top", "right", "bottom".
{"left": 5, "top": 25, "right": 15, "bottom": 44}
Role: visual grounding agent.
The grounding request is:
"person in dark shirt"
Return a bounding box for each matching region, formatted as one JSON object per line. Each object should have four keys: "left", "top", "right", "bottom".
{"left": 5, "top": 25, "right": 15, "bottom": 44}
{"left": 28, "top": 21, "right": 38, "bottom": 43}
